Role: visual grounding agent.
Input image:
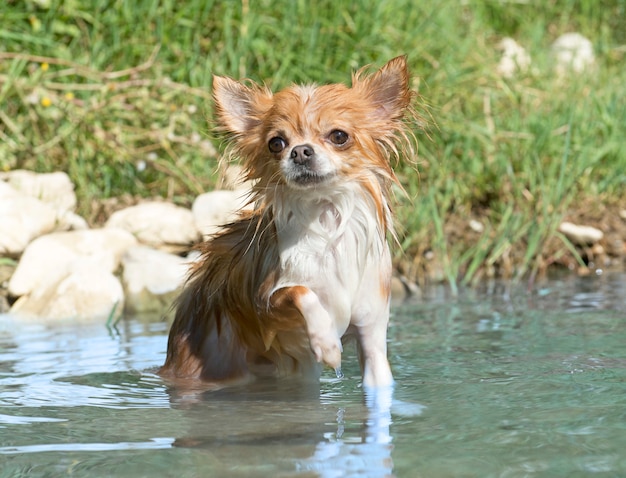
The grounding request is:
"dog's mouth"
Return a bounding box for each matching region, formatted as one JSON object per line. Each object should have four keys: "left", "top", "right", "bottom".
{"left": 287, "top": 170, "right": 336, "bottom": 188}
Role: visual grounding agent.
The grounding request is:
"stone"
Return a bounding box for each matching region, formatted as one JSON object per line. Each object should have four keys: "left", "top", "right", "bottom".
{"left": 219, "top": 164, "right": 251, "bottom": 191}
{"left": 390, "top": 276, "right": 407, "bottom": 302}
{"left": 552, "top": 33, "right": 595, "bottom": 75}
{"left": 56, "top": 210, "right": 89, "bottom": 231}
{"left": 469, "top": 219, "right": 484, "bottom": 233}
{"left": 558, "top": 221, "right": 604, "bottom": 246}
{"left": 497, "top": 37, "right": 531, "bottom": 78}
{"left": 105, "top": 201, "right": 200, "bottom": 248}
{"left": 10, "top": 262, "right": 124, "bottom": 322}
{"left": 8, "top": 228, "right": 137, "bottom": 297}
{"left": 0, "top": 181, "right": 17, "bottom": 198}
{"left": 390, "top": 275, "right": 420, "bottom": 302}
{"left": 0, "top": 261, "right": 16, "bottom": 314}
{"left": 0, "top": 169, "right": 76, "bottom": 215}
{"left": 192, "top": 190, "right": 250, "bottom": 237}
{"left": 121, "top": 245, "right": 190, "bottom": 314}
{"left": 0, "top": 182, "right": 57, "bottom": 256}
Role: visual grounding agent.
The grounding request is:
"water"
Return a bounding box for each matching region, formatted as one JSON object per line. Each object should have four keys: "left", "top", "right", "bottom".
{"left": 1, "top": 272, "right": 625, "bottom": 477}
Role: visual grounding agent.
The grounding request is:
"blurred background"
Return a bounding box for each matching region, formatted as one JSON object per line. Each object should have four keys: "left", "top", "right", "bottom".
{"left": 1, "top": 0, "right": 625, "bottom": 285}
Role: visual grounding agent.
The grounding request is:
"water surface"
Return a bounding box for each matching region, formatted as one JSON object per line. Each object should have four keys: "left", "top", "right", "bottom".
{"left": 1, "top": 272, "right": 625, "bottom": 477}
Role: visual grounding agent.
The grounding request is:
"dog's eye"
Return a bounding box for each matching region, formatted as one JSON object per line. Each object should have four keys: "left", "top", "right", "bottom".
{"left": 329, "top": 130, "right": 349, "bottom": 146}
{"left": 268, "top": 137, "right": 287, "bottom": 153}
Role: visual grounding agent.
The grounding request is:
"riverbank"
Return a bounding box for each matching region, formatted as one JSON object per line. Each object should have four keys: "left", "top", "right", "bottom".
{"left": 80, "top": 190, "right": 626, "bottom": 284}
{"left": 2, "top": 167, "right": 624, "bottom": 319}
{"left": 1, "top": 0, "right": 625, "bottom": 293}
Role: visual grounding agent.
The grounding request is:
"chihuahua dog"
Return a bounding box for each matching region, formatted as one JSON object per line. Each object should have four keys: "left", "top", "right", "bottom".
{"left": 159, "top": 56, "right": 414, "bottom": 389}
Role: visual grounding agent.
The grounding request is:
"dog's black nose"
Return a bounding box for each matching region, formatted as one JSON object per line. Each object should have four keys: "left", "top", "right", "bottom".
{"left": 290, "top": 144, "right": 315, "bottom": 165}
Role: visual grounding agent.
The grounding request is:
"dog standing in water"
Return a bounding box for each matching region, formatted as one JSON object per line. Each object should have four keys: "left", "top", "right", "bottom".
{"left": 160, "top": 57, "right": 415, "bottom": 389}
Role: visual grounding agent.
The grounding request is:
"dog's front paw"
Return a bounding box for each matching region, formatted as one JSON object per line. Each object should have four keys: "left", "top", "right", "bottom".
{"left": 309, "top": 331, "right": 342, "bottom": 370}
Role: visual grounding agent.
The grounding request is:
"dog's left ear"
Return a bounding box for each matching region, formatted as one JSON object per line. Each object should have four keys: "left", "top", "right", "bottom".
{"left": 353, "top": 56, "right": 412, "bottom": 121}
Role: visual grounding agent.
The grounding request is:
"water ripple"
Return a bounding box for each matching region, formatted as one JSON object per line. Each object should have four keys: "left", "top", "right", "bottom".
{"left": 0, "top": 437, "right": 174, "bottom": 454}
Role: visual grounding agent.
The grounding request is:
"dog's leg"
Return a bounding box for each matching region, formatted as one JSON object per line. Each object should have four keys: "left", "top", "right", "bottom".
{"left": 357, "top": 316, "right": 394, "bottom": 388}
{"left": 352, "top": 247, "right": 394, "bottom": 388}
{"left": 354, "top": 266, "right": 394, "bottom": 388}
{"left": 270, "top": 286, "right": 342, "bottom": 369}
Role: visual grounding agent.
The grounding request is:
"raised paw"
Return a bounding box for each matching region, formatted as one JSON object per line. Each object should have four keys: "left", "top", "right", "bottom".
{"left": 309, "top": 330, "right": 342, "bottom": 370}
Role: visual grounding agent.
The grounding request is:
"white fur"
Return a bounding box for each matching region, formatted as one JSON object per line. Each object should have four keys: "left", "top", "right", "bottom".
{"left": 269, "top": 180, "right": 394, "bottom": 386}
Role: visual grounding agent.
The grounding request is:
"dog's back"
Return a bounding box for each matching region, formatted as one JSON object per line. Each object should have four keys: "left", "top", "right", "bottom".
{"left": 159, "top": 210, "right": 318, "bottom": 383}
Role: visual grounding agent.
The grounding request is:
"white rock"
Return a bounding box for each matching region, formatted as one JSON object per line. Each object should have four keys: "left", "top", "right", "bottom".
{"left": 0, "top": 180, "right": 17, "bottom": 198}
{"left": 55, "top": 210, "right": 89, "bottom": 231}
{"left": 0, "top": 170, "right": 76, "bottom": 215}
{"left": 8, "top": 228, "right": 137, "bottom": 297}
{"left": 0, "top": 182, "right": 57, "bottom": 256}
{"left": 219, "top": 164, "right": 253, "bottom": 191}
{"left": 121, "top": 245, "right": 190, "bottom": 314}
{"left": 469, "top": 219, "right": 485, "bottom": 233}
{"left": 559, "top": 221, "right": 603, "bottom": 245}
{"left": 552, "top": 33, "right": 595, "bottom": 75}
{"left": 497, "top": 37, "right": 531, "bottom": 78}
{"left": 10, "top": 263, "right": 124, "bottom": 322}
{"left": 105, "top": 202, "right": 200, "bottom": 248}
{"left": 192, "top": 190, "right": 250, "bottom": 237}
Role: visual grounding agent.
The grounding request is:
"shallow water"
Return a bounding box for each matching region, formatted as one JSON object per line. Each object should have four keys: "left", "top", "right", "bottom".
{"left": 1, "top": 272, "right": 625, "bottom": 477}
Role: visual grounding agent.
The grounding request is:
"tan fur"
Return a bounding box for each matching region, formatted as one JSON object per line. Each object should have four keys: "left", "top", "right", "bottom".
{"left": 159, "top": 57, "right": 415, "bottom": 387}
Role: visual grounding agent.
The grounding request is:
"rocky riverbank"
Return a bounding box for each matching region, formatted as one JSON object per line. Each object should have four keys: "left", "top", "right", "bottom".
{"left": 0, "top": 169, "right": 249, "bottom": 320}
{"left": 1, "top": 169, "right": 622, "bottom": 321}
{"left": 0, "top": 168, "right": 420, "bottom": 320}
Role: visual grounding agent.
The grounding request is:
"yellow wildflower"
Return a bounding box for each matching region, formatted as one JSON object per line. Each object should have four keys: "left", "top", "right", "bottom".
{"left": 40, "top": 62, "right": 49, "bottom": 72}
{"left": 29, "top": 15, "right": 42, "bottom": 32}
{"left": 41, "top": 97, "right": 52, "bottom": 107}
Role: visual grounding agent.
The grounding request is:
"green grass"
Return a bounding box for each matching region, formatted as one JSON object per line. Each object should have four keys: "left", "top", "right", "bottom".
{"left": 1, "top": 0, "right": 625, "bottom": 286}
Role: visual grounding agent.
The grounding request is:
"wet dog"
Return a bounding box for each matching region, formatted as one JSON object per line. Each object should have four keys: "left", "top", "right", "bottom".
{"left": 160, "top": 57, "right": 415, "bottom": 389}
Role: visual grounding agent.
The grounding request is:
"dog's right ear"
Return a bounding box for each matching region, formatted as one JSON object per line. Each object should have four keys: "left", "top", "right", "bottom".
{"left": 212, "top": 76, "right": 273, "bottom": 135}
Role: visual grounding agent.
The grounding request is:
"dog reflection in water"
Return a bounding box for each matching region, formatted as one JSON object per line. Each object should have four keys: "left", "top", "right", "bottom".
{"left": 297, "top": 386, "right": 398, "bottom": 476}
{"left": 167, "top": 382, "right": 425, "bottom": 477}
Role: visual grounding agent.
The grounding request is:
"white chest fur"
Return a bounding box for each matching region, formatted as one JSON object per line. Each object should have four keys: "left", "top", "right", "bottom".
{"left": 271, "top": 183, "right": 389, "bottom": 327}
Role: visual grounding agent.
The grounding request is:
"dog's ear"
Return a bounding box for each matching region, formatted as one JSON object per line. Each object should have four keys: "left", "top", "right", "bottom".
{"left": 213, "top": 76, "right": 272, "bottom": 135}
{"left": 352, "top": 56, "right": 412, "bottom": 121}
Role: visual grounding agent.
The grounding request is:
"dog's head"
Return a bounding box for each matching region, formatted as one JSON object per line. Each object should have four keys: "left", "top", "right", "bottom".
{"left": 213, "top": 56, "right": 413, "bottom": 191}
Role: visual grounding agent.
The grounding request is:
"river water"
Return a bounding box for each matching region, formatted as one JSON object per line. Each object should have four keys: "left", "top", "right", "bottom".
{"left": 1, "top": 272, "right": 624, "bottom": 477}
